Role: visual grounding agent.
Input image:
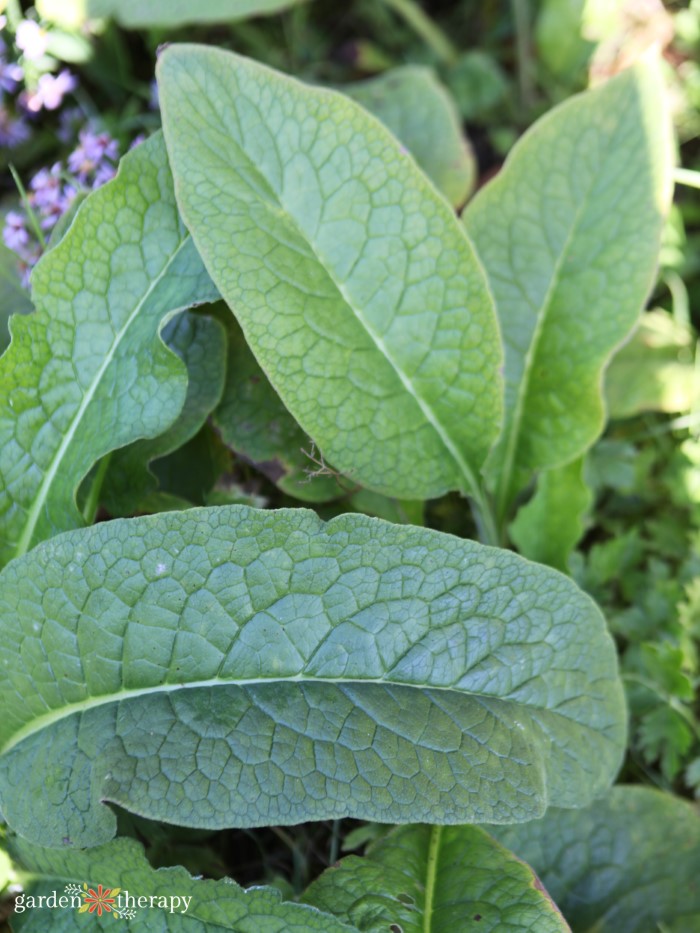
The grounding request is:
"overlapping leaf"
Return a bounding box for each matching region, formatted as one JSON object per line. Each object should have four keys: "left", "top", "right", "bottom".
{"left": 0, "top": 133, "right": 218, "bottom": 566}
{"left": 490, "top": 786, "right": 700, "bottom": 933}
{"left": 302, "top": 823, "right": 568, "bottom": 932}
{"left": 158, "top": 45, "right": 503, "bottom": 502}
{"left": 463, "top": 58, "right": 673, "bottom": 523}
{"left": 0, "top": 506, "right": 624, "bottom": 847}
{"left": 213, "top": 312, "right": 341, "bottom": 503}
{"left": 342, "top": 66, "right": 476, "bottom": 209}
{"left": 102, "top": 311, "right": 227, "bottom": 517}
{"left": 7, "top": 835, "right": 353, "bottom": 931}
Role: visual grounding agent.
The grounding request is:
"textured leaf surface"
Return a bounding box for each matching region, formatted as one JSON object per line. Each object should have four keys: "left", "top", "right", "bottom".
{"left": 342, "top": 66, "right": 476, "bottom": 209}
{"left": 303, "top": 823, "right": 569, "bottom": 932}
{"left": 103, "top": 312, "right": 227, "bottom": 517}
{"left": 8, "top": 835, "right": 353, "bottom": 931}
{"left": 158, "top": 45, "right": 502, "bottom": 501}
{"left": 86, "top": 0, "right": 307, "bottom": 27}
{"left": 605, "top": 309, "right": 700, "bottom": 418}
{"left": 0, "top": 133, "right": 218, "bottom": 566}
{"left": 509, "top": 458, "right": 591, "bottom": 572}
{"left": 213, "top": 312, "right": 341, "bottom": 503}
{"left": 0, "top": 505, "right": 624, "bottom": 847}
{"left": 463, "top": 59, "right": 673, "bottom": 521}
{"left": 489, "top": 786, "right": 700, "bottom": 933}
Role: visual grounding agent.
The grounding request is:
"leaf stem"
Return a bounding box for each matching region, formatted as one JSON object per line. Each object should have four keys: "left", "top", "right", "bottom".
{"left": 9, "top": 164, "right": 47, "bottom": 251}
{"left": 82, "top": 453, "right": 112, "bottom": 525}
{"left": 674, "top": 167, "right": 700, "bottom": 190}
{"left": 423, "top": 825, "right": 441, "bottom": 933}
{"left": 511, "top": 0, "right": 536, "bottom": 113}
{"left": 469, "top": 487, "right": 502, "bottom": 547}
{"left": 380, "top": 0, "right": 458, "bottom": 64}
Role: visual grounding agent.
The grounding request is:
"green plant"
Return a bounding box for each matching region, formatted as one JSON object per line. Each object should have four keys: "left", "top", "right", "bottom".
{"left": 1, "top": 35, "right": 694, "bottom": 932}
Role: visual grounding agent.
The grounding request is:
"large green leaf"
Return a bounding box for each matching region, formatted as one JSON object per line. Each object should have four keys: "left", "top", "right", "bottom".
{"left": 158, "top": 46, "right": 503, "bottom": 504}
{"left": 0, "top": 506, "right": 624, "bottom": 847}
{"left": 463, "top": 59, "right": 673, "bottom": 524}
{"left": 86, "top": 0, "right": 308, "bottom": 27}
{"left": 102, "top": 311, "right": 227, "bottom": 517}
{"left": 302, "top": 823, "right": 568, "bottom": 932}
{"left": 489, "top": 785, "right": 700, "bottom": 933}
{"left": 7, "top": 835, "right": 353, "bottom": 931}
{"left": 342, "top": 66, "right": 476, "bottom": 209}
{"left": 213, "top": 312, "right": 342, "bottom": 503}
{"left": 0, "top": 133, "right": 218, "bottom": 567}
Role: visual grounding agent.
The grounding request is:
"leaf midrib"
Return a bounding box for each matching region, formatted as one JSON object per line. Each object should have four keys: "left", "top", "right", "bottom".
{"left": 423, "top": 825, "right": 442, "bottom": 933}
{"left": 14, "top": 236, "right": 191, "bottom": 559}
{"left": 0, "top": 671, "right": 613, "bottom": 759}
{"left": 179, "top": 76, "right": 485, "bottom": 500}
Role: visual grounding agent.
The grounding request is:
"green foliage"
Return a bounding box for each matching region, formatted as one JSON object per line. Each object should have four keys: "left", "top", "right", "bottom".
{"left": 0, "top": 133, "right": 217, "bottom": 566}
{"left": 342, "top": 66, "right": 476, "bottom": 209}
{"left": 157, "top": 45, "right": 503, "bottom": 506}
{"left": 7, "top": 835, "right": 351, "bottom": 931}
{"left": 0, "top": 506, "right": 624, "bottom": 847}
{"left": 303, "top": 823, "right": 568, "bottom": 932}
{"left": 489, "top": 785, "right": 700, "bottom": 933}
{"left": 86, "top": 0, "right": 308, "bottom": 28}
{"left": 463, "top": 59, "right": 673, "bottom": 526}
{"left": 509, "top": 457, "right": 591, "bottom": 572}
{"left": 0, "top": 244, "right": 33, "bottom": 356}
{"left": 102, "top": 311, "right": 227, "bottom": 516}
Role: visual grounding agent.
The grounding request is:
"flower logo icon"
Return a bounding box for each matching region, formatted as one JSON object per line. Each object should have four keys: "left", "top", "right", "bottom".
{"left": 78, "top": 884, "right": 120, "bottom": 917}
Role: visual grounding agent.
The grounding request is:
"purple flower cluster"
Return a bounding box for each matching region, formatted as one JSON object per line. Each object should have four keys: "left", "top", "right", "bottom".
{"left": 2, "top": 128, "right": 121, "bottom": 286}
{"left": 0, "top": 15, "right": 79, "bottom": 151}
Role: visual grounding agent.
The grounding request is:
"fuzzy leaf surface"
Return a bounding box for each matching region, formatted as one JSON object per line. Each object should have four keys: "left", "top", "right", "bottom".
{"left": 302, "top": 823, "right": 569, "bottom": 932}
{"left": 342, "top": 66, "right": 476, "bottom": 209}
{"left": 7, "top": 835, "right": 353, "bottom": 931}
{"left": 463, "top": 59, "right": 673, "bottom": 521}
{"left": 489, "top": 786, "right": 700, "bottom": 933}
{"left": 158, "top": 45, "right": 502, "bottom": 501}
{"left": 0, "top": 505, "right": 624, "bottom": 847}
{"left": 103, "top": 311, "right": 227, "bottom": 517}
{"left": 0, "top": 133, "right": 218, "bottom": 565}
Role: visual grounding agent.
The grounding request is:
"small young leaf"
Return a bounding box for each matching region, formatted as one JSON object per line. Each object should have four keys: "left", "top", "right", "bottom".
{"left": 509, "top": 457, "right": 592, "bottom": 572}
{"left": 302, "top": 823, "right": 568, "bottom": 932}
{"left": 7, "top": 835, "right": 353, "bottom": 932}
{"left": 158, "top": 45, "right": 503, "bottom": 502}
{"left": 0, "top": 506, "right": 624, "bottom": 847}
{"left": 342, "top": 66, "right": 476, "bottom": 209}
{"left": 463, "top": 58, "right": 673, "bottom": 523}
{"left": 489, "top": 785, "right": 700, "bottom": 933}
{"left": 213, "top": 313, "right": 342, "bottom": 503}
{"left": 86, "top": 0, "right": 308, "bottom": 27}
{"left": 102, "top": 311, "right": 227, "bottom": 517}
{"left": 0, "top": 133, "right": 218, "bottom": 566}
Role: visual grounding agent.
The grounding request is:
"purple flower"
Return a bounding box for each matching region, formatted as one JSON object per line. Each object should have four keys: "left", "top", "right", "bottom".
{"left": 2, "top": 212, "right": 30, "bottom": 253}
{"left": 25, "top": 69, "right": 77, "bottom": 112}
{"left": 16, "top": 20, "right": 49, "bottom": 62}
{"left": 68, "top": 129, "right": 118, "bottom": 182}
{"left": 0, "top": 59, "right": 23, "bottom": 93}
{"left": 0, "top": 106, "right": 30, "bottom": 147}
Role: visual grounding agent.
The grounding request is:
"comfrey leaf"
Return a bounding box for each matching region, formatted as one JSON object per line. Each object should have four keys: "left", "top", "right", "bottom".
{"left": 157, "top": 45, "right": 503, "bottom": 504}
{"left": 0, "top": 132, "right": 218, "bottom": 565}
{"left": 463, "top": 57, "right": 673, "bottom": 524}
{"left": 0, "top": 506, "right": 624, "bottom": 847}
